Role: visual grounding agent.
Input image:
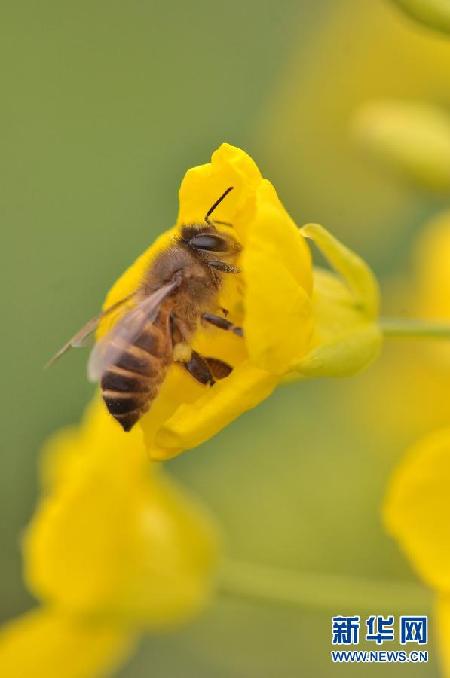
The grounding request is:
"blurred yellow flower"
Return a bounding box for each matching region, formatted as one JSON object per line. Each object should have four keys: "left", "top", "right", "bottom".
{"left": 0, "top": 610, "right": 135, "bottom": 678}
{"left": 99, "top": 143, "right": 381, "bottom": 459}
{"left": 0, "top": 398, "right": 219, "bottom": 677}
{"left": 390, "top": 0, "right": 450, "bottom": 35}
{"left": 384, "top": 428, "right": 450, "bottom": 674}
{"left": 260, "top": 0, "right": 450, "bottom": 249}
{"left": 354, "top": 101, "right": 450, "bottom": 192}
{"left": 414, "top": 210, "right": 450, "bottom": 343}
{"left": 347, "top": 209, "right": 450, "bottom": 447}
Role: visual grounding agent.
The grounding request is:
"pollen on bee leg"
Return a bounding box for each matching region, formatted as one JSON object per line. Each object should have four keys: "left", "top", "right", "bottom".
{"left": 173, "top": 342, "right": 192, "bottom": 363}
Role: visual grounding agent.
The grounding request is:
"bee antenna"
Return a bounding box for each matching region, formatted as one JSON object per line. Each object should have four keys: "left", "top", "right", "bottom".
{"left": 204, "top": 186, "right": 234, "bottom": 225}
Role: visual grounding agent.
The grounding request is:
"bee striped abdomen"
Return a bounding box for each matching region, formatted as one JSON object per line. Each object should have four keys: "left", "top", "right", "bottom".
{"left": 101, "top": 319, "right": 171, "bottom": 432}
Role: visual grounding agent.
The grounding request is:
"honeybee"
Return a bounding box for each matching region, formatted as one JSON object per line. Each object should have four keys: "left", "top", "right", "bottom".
{"left": 48, "top": 186, "right": 243, "bottom": 431}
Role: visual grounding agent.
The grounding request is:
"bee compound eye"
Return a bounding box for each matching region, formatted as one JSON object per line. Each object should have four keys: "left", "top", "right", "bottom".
{"left": 189, "top": 234, "right": 228, "bottom": 252}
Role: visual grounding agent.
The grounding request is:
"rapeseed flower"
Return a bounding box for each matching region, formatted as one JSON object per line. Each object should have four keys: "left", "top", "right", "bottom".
{"left": 384, "top": 428, "right": 450, "bottom": 675}
{"left": 99, "top": 143, "right": 382, "bottom": 459}
{"left": 349, "top": 210, "right": 450, "bottom": 445}
{"left": 354, "top": 101, "right": 450, "bottom": 193}
{"left": 415, "top": 210, "right": 450, "bottom": 357}
{"left": 0, "top": 398, "right": 219, "bottom": 677}
{"left": 260, "top": 0, "right": 450, "bottom": 248}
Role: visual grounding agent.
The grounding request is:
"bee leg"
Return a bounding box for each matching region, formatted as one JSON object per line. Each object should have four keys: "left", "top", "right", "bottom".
{"left": 204, "top": 357, "right": 233, "bottom": 380}
{"left": 169, "top": 312, "right": 184, "bottom": 345}
{"left": 183, "top": 350, "right": 215, "bottom": 386}
{"left": 202, "top": 312, "right": 243, "bottom": 337}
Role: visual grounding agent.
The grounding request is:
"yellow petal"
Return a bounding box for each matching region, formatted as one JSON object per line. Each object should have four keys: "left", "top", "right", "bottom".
{"left": 353, "top": 101, "right": 450, "bottom": 193}
{"left": 24, "top": 400, "right": 220, "bottom": 629}
{"left": 414, "top": 210, "right": 450, "bottom": 321}
{"left": 153, "top": 361, "right": 278, "bottom": 458}
{"left": 384, "top": 428, "right": 450, "bottom": 592}
{"left": 0, "top": 608, "right": 134, "bottom": 678}
{"left": 242, "top": 181, "right": 313, "bottom": 374}
{"left": 177, "top": 142, "right": 262, "bottom": 235}
{"left": 412, "top": 210, "right": 450, "bottom": 368}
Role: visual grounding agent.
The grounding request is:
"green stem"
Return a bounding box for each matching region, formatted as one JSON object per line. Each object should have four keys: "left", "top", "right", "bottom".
{"left": 218, "top": 559, "right": 431, "bottom": 611}
{"left": 381, "top": 317, "right": 450, "bottom": 339}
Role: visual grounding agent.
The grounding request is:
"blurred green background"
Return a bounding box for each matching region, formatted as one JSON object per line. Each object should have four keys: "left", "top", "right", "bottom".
{"left": 1, "top": 0, "right": 449, "bottom": 675}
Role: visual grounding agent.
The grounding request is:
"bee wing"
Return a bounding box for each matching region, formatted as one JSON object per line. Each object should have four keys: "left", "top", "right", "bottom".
{"left": 45, "top": 293, "right": 136, "bottom": 369}
{"left": 87, "top": 278, "right": 181, "bottom": 383}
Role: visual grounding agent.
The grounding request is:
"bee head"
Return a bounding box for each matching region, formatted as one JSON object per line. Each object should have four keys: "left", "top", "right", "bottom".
{"left": 178, "top": 187, "right": 241, "bottom": 271}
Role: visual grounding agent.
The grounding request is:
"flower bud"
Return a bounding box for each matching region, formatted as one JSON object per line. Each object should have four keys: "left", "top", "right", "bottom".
{"left": 354, "top": 101, "right": 450, "bottom": 192}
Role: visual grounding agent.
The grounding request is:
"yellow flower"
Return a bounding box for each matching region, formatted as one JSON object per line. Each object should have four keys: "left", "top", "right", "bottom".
{"left": 260, "top": 0, "right": 450, "bottom": 248}
{"left": 349, "top": 210, "right": 450, "bottom": 447}
{"left": 353, "top": 101, "right": 450, "bottom": 193}
{"left": 0, "top": 398, "right": 219, "bottom": 677}
{"left": 99, "top": 143, "right": 382, "bottom": 459}
{"left": 0, "top": 610, "right": 135, "bottom": 678}
{"left": 384, "top": 428, "right": 450, "bottom": 674}
{"left": 415, "top": 210, "right": 450, "bottom": 340}
{"left": 26, "top": 398, "right": 219, "bottom": 625}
